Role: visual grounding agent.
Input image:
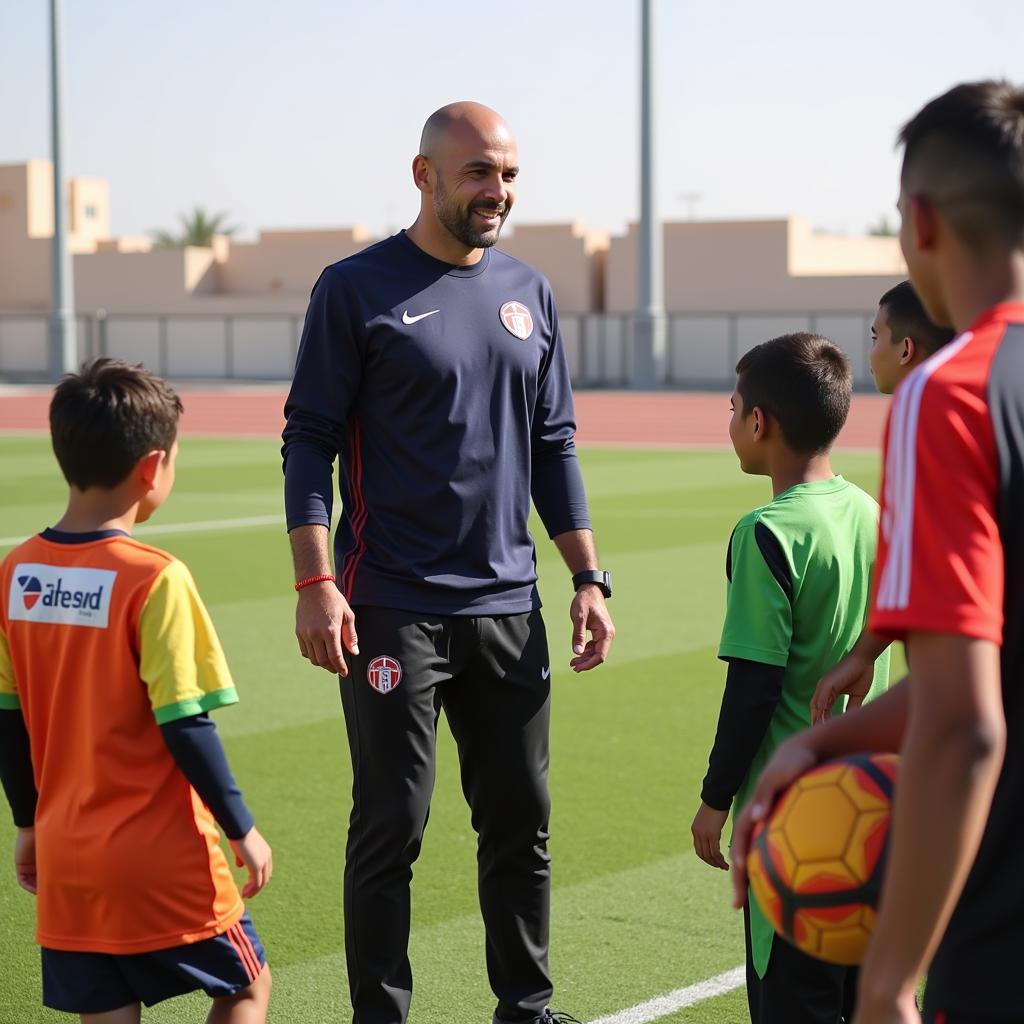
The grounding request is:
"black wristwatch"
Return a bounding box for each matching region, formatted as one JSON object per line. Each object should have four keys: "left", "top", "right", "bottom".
{"left": 572, "top": 569, "right": 612, "bottom": 599}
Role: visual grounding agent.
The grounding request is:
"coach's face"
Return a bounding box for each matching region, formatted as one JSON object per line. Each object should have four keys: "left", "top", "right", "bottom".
{"left": 429, "top": 118, "right": 518, "bottom": 249}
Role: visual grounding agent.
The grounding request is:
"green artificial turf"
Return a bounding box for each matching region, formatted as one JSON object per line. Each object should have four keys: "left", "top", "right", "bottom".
{"left": 0, "top": 436, "right": 891, "bottom": 1023}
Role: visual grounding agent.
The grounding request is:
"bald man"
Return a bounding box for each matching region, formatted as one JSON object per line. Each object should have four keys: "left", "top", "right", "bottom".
{"left": 282, "top": 102, "right": 613, "bottom": 1024}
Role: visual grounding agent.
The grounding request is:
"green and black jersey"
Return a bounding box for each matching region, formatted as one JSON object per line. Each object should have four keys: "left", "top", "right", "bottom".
{"left": 707, "top": 476, "right": 891, "bottom": 976}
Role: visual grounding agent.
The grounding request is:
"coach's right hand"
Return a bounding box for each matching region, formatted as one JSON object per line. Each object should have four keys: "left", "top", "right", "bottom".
{"left": 295, "top": 583, "right": 359, "bottom": 676}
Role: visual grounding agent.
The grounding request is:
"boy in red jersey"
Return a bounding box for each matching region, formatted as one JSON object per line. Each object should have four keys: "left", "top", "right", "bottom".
{"left": 0, "top": 359, "right": 272, "bottom": 1023}
{"left": 731, "top": 80, "right": 1024, "bottom": 1024}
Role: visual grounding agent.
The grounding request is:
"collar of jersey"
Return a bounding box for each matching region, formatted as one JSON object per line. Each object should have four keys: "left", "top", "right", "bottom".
{"left": 773, "top": 476, "right": 848, "bottom": 501}
{"left": 967, "top": 302, "right": 1024, "bottom": 334}
{"left": 397, "top": 229, "right": 491, "bottom": 278}
{"left": 41, "top": 527, "right": 132, "bottom": 545}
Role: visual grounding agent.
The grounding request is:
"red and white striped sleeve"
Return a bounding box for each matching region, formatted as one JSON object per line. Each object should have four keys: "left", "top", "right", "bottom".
{"left": 869, "top": 332, "right": 1004, "bottom": 643}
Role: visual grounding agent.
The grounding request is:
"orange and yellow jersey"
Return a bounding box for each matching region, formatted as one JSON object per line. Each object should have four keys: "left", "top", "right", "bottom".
{"left": 0, "top": 529, "right": 244, "bottom": 953}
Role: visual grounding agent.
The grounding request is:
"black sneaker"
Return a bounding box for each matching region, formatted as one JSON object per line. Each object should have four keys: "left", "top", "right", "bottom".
{"left": 494, "top": 1010, "right": 582, "bottom": 1024}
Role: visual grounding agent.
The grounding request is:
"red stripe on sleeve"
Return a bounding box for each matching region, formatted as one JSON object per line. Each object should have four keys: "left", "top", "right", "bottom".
{"left": 341, "top": 417, "right": 368, "bottom": 600}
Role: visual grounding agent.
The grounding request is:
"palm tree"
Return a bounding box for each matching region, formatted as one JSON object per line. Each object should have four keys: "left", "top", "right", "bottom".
{"left": 151, "top": 206, "right": 238, "bottom": 248}
{"left": 867, "top": 215, "right": 897, "bottom": 238}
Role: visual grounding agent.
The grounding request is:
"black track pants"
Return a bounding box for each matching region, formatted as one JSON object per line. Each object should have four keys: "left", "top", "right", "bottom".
{"left": 339, "top": 606, "right": 553, "bottom": 1024}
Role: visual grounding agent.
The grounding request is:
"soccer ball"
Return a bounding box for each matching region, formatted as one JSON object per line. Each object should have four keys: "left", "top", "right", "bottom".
{"left": 747, "top": 752, "right": 898, "bottom": 965}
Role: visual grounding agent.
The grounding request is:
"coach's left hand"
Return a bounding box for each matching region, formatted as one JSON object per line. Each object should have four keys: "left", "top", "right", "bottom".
{"left": 568, "top": 585, "right": 615, "bottom": 672}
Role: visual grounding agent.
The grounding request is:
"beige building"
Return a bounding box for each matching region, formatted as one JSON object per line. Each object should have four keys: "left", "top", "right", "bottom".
{"left": 0, "top": 161, "right": 110, "bottom": 311}
{"left": 0, "top": 160, "right": 908, "bottom": 384}
{"left": 0, "top": 161, "right": 603, "bottom": 316}
{"left": 606, "top": 217, "right": 905, "bottom": 313}
{"left": 597, "top": 217, "right": 907, "bottom": 386}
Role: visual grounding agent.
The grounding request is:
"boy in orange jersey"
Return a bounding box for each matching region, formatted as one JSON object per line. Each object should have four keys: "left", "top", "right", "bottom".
{"left": 0, "top": 359, "right": 272, "bottom": 1024}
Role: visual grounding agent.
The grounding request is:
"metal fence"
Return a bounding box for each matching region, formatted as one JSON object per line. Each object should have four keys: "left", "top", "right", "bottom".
{"left": 0, "top": 310, "right": 876, "bottom": 389}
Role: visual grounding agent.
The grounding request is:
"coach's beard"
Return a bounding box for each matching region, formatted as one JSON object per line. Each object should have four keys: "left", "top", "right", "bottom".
{"left": 435, "top": 192, "right": 508, "bottom": 249}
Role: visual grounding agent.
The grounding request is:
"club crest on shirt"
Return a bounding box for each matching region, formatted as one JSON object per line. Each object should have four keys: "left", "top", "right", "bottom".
{"left": 367, "top": 655, "right": 402, "bottom": 694}
{"left": 499, "top": 300, "right": 534, "bottom": 340}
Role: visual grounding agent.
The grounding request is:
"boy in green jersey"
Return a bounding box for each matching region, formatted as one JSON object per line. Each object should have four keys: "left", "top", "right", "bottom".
{"left": 810, "top": 282, "right": 953, "bottom": 724}
{"left": 690, "top": 333, "right": 891, "bottom": 1024}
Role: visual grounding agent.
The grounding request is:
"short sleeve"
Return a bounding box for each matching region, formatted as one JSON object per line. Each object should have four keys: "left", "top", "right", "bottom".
{"left": 0, "top": 627, "right": 18, "bottom": 710}
{"left": 138, "top": 561, "right": 238, "bottom": 725}
{"left": 718, "top": 521, "right": 792, "bottom": 667}
{"left": 871, "top": 368, "right": 1003, "bottom": 642}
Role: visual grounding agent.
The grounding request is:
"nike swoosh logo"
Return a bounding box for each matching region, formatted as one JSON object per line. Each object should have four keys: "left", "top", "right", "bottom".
{"left": 541, "top": 667, "right": 551, "bottom": 680}
{"left": 402, "top": 309, "right": 440, "bottom": 325}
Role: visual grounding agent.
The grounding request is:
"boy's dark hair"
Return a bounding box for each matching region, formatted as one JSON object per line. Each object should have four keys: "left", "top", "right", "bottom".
{"left": 736, "top": 333, "right": 852, "bottom": 454}
{"left": 50, "top": 358, "right": 183, "bottom": 489}
{"left": 900, "top": 80, "right": 1024, "bottom": 250}
{"left": 878, "top": 280, "right": 956, "bottom": 355}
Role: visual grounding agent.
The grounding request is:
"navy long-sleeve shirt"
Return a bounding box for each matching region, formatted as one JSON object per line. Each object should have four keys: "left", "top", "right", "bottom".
{"left": 160, "top": 714, "right": 253, "bottom": 840}
{"left": 282, "top": 231, "right": 591, "bottom": 615}
{"left": 0, "top": 708, "right": 251, "bottom": 838}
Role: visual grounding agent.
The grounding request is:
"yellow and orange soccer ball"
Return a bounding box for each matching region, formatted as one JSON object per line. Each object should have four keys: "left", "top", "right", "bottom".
{"left": 747, "top": 752, "right": 899, "bottom": 965}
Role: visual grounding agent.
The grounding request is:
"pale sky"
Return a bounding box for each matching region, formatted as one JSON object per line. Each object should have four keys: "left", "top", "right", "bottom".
{"left": 2, "top": 1, "right": 1020, "bottom": 243}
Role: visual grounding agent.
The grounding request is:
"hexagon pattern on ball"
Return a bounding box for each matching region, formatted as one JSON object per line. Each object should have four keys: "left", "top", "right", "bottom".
{"left": 748, "top": 752, "right": 898, "bottom": 965}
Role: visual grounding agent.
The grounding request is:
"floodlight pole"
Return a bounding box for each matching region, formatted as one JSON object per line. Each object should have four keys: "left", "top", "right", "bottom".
{"left": 632, "top": 0, "right": 665, "bottom": 388}
{"left": 49, "top": 0, "right": 77, "bottom": 378}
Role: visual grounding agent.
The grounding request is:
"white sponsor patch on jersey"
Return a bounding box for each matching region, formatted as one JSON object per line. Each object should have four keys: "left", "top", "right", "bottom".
{"left": 8, "top": 563, "right": 116, "bottom": 628}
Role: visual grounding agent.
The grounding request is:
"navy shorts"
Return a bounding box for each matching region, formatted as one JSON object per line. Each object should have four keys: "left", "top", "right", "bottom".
{"left": 41, "top": 913, "right": 266, "bottom": 1014}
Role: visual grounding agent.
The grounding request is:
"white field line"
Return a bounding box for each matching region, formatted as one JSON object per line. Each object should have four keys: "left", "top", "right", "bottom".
{"left": 134, "top": 513, "right": 284, "bottom": 536}
{"left": 588, "top": 966, "right": 745, "bottom": 1024}
{"left": 0, "top": 513, "right": 284, "bottom": 549}
{"left": 0, "top": 457, "right": 749, "bottom": 1023}
{"left": 209, "top": 847, "right": 745, "bottom": 1024}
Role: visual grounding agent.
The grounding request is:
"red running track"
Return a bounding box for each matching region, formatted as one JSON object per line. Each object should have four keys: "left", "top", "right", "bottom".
{"left": 0, "top": 388, "right": 890, "bottom": 451}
